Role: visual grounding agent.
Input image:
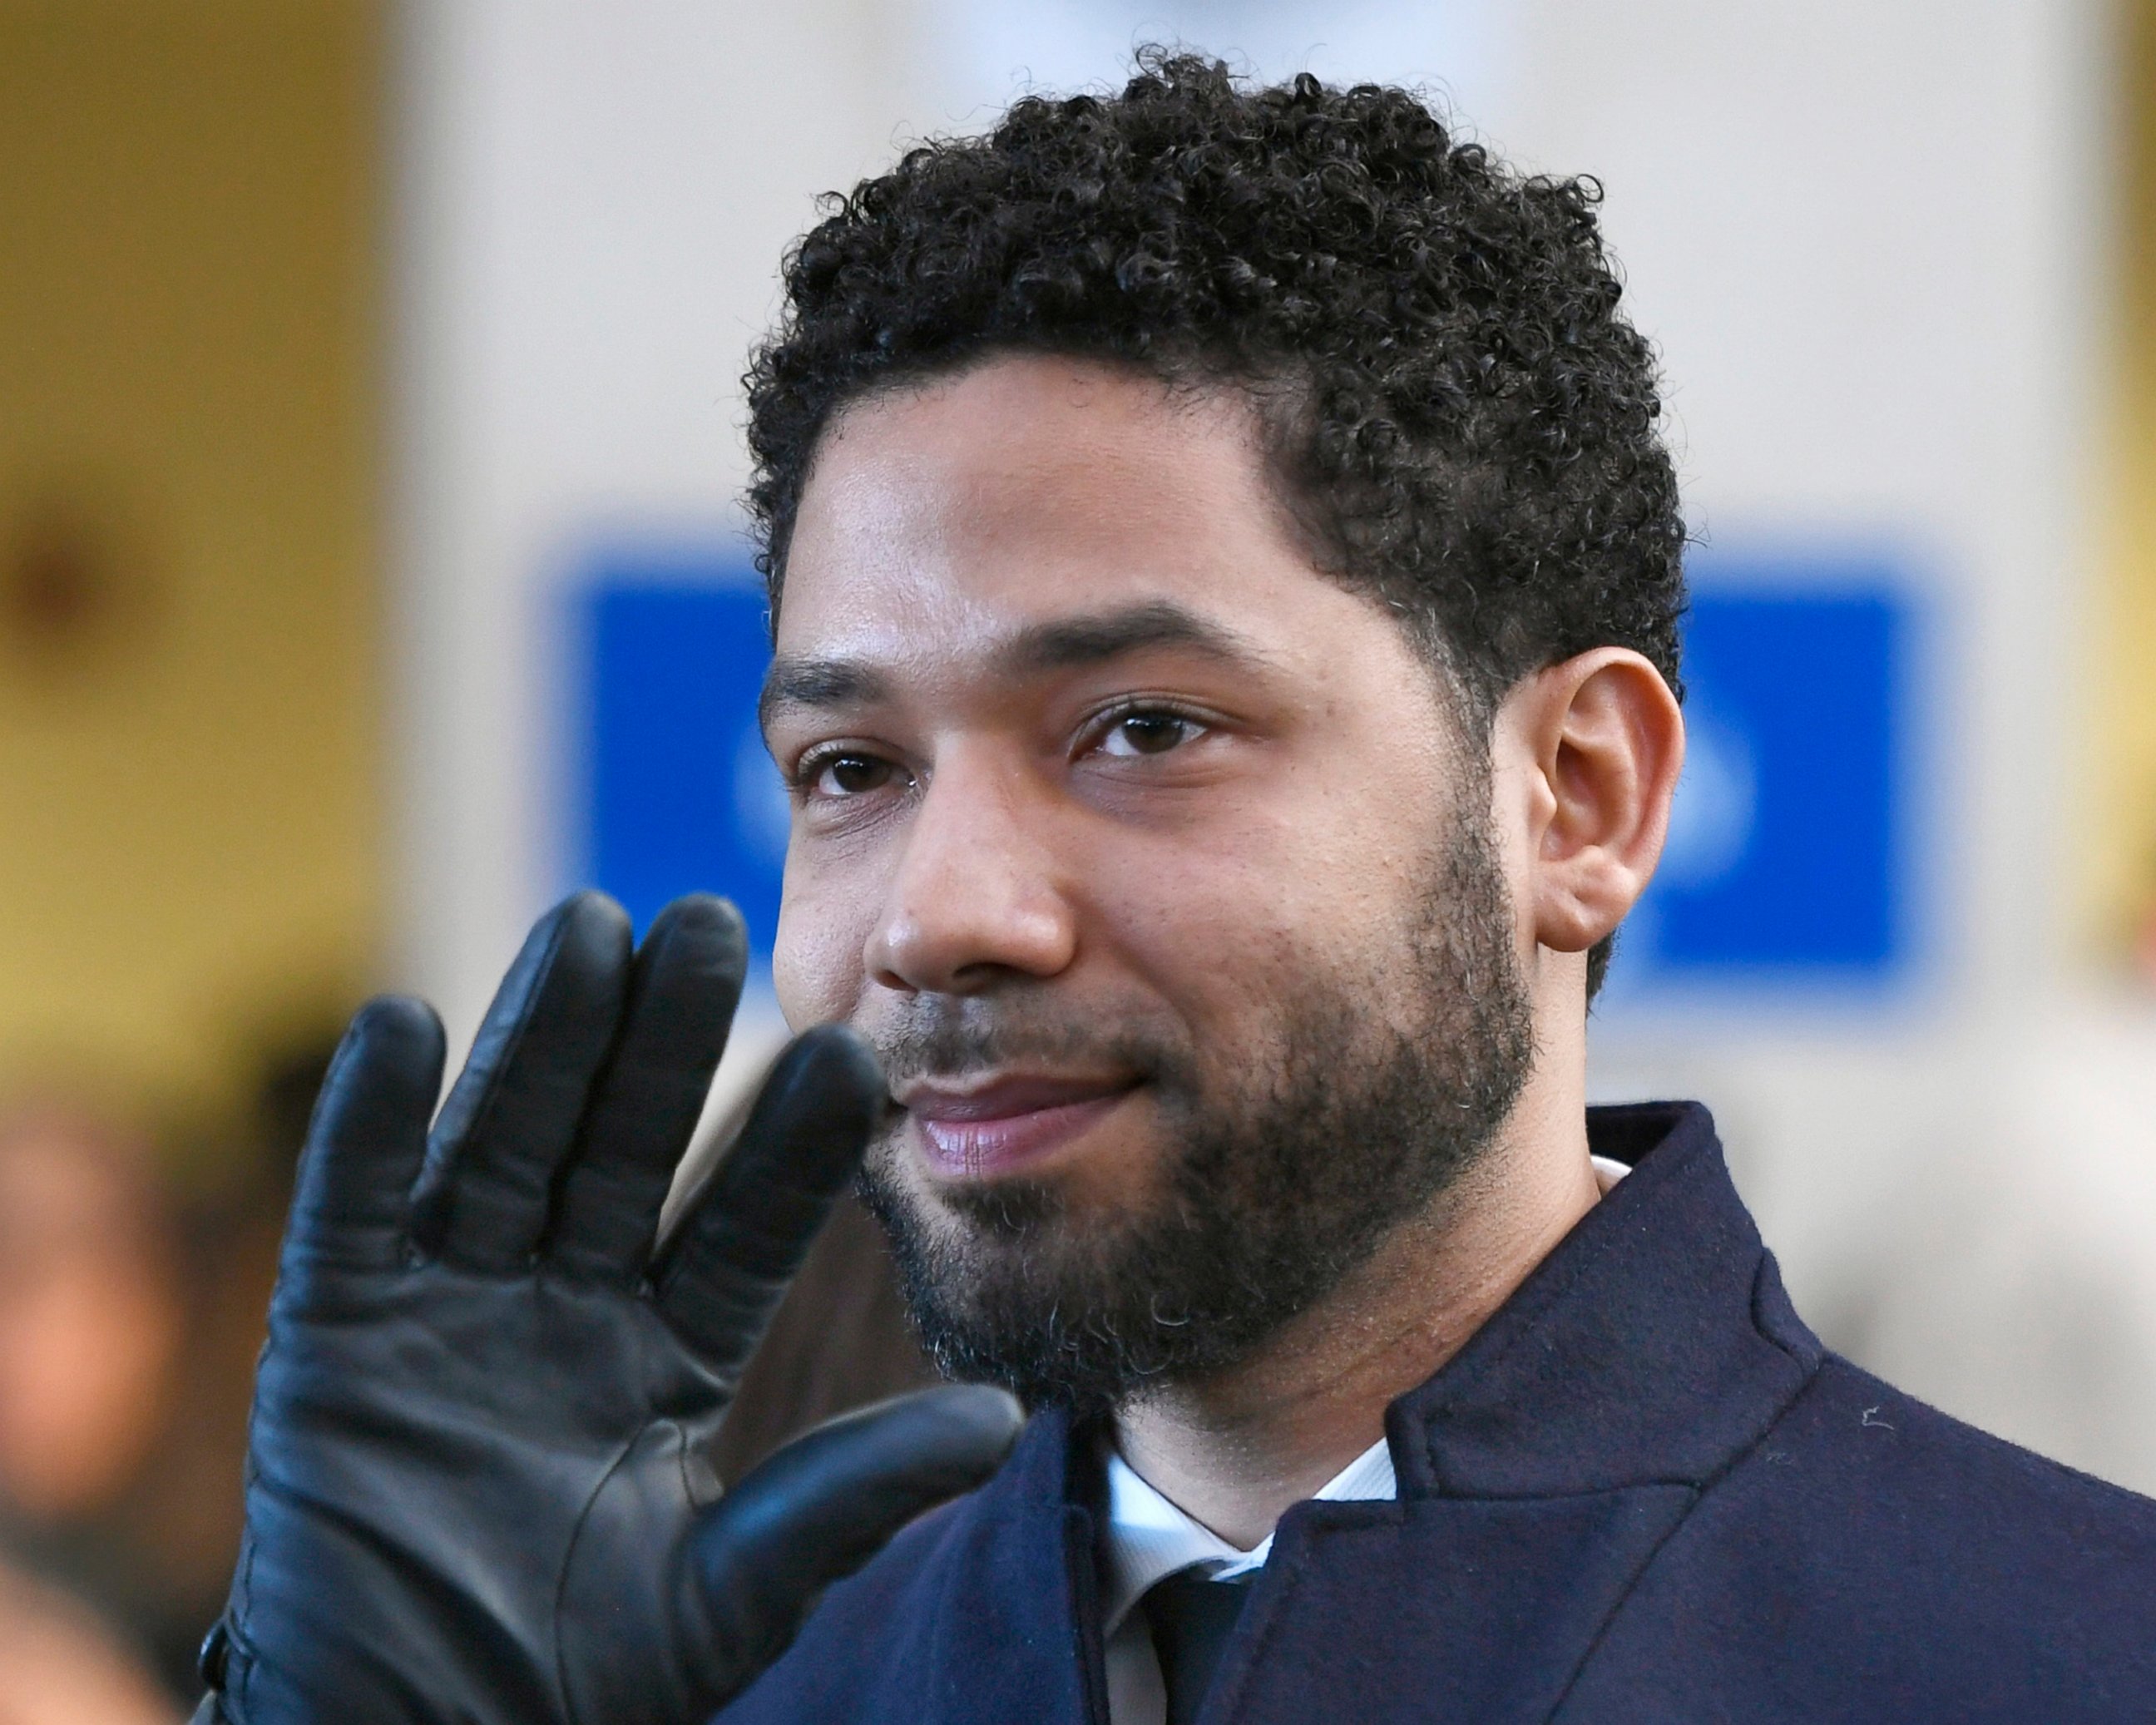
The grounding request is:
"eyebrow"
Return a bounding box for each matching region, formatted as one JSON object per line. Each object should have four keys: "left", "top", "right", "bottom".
{"left": 758, "top": 656, "right": 890, "bottom": 731}
{"left": 759, "top": 600, "right": 1270, "bottom": 731}
{"left": 1002, "top": 600, "right": 1263, "bottom": 676}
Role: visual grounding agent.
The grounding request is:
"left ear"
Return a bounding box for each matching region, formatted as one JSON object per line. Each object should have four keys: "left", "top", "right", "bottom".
{"left": 1496, "top": 648, "right": 1685, "bottom": 956}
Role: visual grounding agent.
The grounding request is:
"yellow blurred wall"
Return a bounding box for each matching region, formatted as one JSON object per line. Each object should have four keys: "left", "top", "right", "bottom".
{"left": 2095, "top": 2, "right": 2156, "bottom": 961}
{"left": 0, "top": 1, "right": 381, "bottom": 1132}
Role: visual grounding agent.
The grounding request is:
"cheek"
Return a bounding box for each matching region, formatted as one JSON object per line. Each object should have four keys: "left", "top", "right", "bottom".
{"left": 772, "top": 858, "right": 873, "bottom": 1031}
{"left": 1095, "top": 808, "right": 1387, "bottom": 1021}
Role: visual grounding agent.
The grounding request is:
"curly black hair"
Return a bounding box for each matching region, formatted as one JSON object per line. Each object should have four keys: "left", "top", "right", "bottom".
{"left": 745, "top": 52, "right": 1686, "bottom": 994}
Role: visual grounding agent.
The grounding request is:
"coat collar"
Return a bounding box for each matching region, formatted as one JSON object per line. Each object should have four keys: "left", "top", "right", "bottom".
{"left": 1383, "top": 1099, "right": 1821, "bottom": 1500}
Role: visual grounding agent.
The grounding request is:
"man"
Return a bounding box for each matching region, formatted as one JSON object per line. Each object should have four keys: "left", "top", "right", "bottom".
{"left": 198, "top": 55, "right": 2156, "bottom": 1724}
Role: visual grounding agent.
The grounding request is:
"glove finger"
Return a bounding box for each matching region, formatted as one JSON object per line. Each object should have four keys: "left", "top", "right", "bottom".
{"left": 690, "top": 1386, "right": 1026, "bottom": 1684}
{"left": 282, "top": 995, "right": 445, "bottom": 1273}
{"left": 548, "top": 895, "right": 749, "bottom": 1285}
{"left": 412, "top": 891, "right": 634, "bottom": 1272}
{"left": 653, "top": 1024, "right": 882, "bottom": 1377}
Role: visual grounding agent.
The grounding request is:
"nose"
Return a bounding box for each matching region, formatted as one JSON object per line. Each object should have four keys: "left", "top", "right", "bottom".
{"left": 864, "top": 752, "right": 1079, "bottom": 996}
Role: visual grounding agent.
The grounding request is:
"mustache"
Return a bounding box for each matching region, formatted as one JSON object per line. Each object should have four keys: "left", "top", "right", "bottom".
{"left": 867, "top": 998, "right": 1183, "bottom": 1089}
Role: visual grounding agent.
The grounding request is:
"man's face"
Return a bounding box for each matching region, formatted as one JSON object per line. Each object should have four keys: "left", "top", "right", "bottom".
{"left": 764, "top": 354, "right": 1532, "bottom": 1412}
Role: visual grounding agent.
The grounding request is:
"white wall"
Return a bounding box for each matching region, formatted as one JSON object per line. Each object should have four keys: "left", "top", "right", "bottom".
{"left": 391, "top": 0, "right": 2156, "bottom": 1488}
{"left": 388, "top": 0, "right": 921, "bottom": 1074}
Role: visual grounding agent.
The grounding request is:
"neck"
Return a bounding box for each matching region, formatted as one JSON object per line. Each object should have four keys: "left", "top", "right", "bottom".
{"left": 1110, "top": 1021, "right": 1597, "bottom": 1550}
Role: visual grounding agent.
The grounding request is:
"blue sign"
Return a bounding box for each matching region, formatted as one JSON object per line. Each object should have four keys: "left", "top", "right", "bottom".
{"left": 571, "top": 561, "right": 784, "bottom": 955}
{"left": 1615, "top": 570, "right": 1914, "bottom": 995}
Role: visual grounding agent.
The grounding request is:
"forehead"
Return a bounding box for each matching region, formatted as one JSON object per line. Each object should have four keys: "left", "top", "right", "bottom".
{"left": 774, "top": 353, "right": 1369, "bottom": 665}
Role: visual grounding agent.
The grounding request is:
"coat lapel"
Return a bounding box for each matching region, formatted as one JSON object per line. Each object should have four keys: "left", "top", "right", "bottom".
{"left": 1214, "top": 1489, "right": 1695, "bottom": 1725}
{"left": 912, "top": 1407, "right": 1108, "bottom": 1725}
{"left": 1203, "top": 1102, "right": 1823, "bottom": 1724}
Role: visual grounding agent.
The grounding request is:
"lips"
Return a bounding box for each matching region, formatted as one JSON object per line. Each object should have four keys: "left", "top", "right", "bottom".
{"left": 896, "top": 1074, "right": 1139, "bottom": 1180}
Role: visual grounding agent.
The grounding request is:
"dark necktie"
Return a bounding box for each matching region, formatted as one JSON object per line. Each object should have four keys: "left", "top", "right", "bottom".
{"left": 1141, "top": 1569, "right": 1256, "bottom": 1724}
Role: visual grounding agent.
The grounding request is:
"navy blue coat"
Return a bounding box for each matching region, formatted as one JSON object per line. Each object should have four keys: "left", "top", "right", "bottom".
{"left": 719, "top": 1102, "right": 2156, "bottom": 1723}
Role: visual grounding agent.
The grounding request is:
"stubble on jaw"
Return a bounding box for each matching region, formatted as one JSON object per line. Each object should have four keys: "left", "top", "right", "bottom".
{"left": 858, "top": 798, "right": 1535, "bottom": 1422}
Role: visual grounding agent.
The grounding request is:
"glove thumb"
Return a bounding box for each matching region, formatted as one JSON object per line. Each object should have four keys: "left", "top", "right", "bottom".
{"left": 688, "top": 1385, "right": 1026, "bottom": 1694}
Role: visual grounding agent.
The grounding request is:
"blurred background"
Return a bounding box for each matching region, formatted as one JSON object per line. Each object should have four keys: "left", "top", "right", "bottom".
{"left": 4, "top": 0, "right": 2156, "bottom": 1711}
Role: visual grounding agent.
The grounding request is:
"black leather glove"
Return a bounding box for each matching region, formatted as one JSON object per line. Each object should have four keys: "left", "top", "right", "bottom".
{"left": 195, "top": 891, "right": 1021, "bottom": 1724}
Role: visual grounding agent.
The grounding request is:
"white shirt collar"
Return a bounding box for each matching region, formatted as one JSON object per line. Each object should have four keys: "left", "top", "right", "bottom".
{"left": 1096, "top": 1152, "right": 1630, "bottom": 1637}
{"left": 1100, "top": 1434, "right": 1392, "bottom": 1635}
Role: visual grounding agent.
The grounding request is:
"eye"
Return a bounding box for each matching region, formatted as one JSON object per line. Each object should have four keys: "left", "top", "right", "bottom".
{"left": 1096, "top": 709, "right": 1205, "bottom": 759}
{"left": 804, "top": 752, "right": 899, "bottom": 797}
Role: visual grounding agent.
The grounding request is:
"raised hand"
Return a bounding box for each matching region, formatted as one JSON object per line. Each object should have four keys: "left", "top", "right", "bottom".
{"left": 195, "top": 892, "right": 1020, "bottom": 1724}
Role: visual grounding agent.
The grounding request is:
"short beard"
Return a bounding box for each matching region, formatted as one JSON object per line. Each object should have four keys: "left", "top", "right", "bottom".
{"left": 858, "top": 808, "right": 1535, "bottom": 1422}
